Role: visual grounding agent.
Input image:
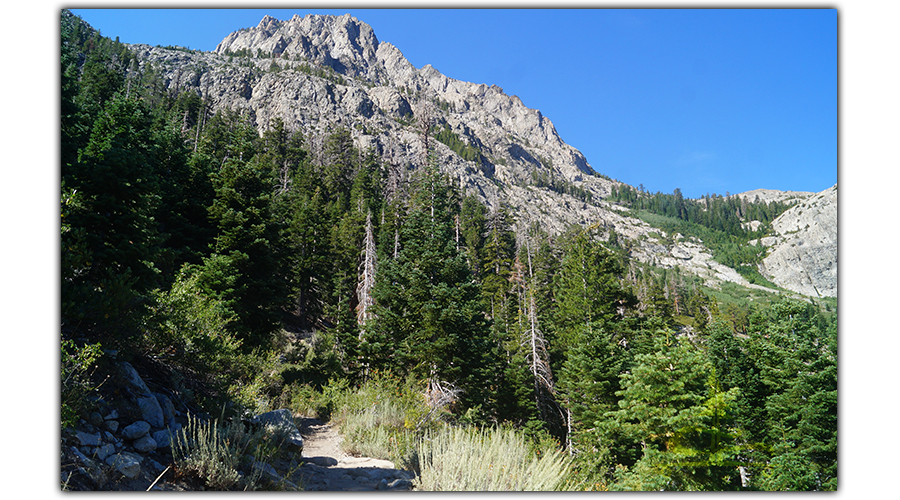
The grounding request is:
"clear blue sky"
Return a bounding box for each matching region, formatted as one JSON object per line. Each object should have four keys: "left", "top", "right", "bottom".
{"left": 69, "top": 8, "right": 836, "bottom": 199}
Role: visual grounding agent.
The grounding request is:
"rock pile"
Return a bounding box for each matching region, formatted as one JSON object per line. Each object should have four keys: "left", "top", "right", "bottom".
{"left": 61, "top": 360, "right": 414, "bottom": 491}
{"left": 62, "top": 360, "right": 184, "bottom": 489}
{"left": 250, "top": 408, "right": 304, "bottom": 451}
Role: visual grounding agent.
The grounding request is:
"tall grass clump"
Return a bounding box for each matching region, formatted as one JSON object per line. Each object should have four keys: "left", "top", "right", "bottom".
{"left": 413, "top": 426, "right": 571, "bottom": 491}
{"left": 325, "top": 373, "right": 434, "bottom": 466}
{"left": 172, "top": 414, "right": 293, "bottom": 491}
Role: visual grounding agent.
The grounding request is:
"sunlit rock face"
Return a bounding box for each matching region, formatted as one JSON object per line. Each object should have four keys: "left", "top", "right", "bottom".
{"left": 756, "top": 185, "right": 838, "bottom": 298}
{"left": 127, "top": 13, "right": 836, "bottom": 298}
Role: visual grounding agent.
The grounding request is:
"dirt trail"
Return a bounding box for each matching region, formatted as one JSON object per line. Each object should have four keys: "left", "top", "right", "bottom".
{"left": 280, "top": 417, "right": 415, "bottom": 491}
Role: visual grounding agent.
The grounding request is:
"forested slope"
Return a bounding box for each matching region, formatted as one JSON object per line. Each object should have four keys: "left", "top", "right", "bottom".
{"left": 60, "top": 10, "right": 836, "bottom": 491}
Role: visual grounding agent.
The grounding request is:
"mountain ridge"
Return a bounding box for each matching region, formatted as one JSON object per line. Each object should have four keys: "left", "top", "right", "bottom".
{"left": 126, "top": 13, "right": 835, "bottom": 298}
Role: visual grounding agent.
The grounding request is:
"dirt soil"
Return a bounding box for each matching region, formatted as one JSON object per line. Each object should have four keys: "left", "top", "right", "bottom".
{"left": 274, "top": 416, "right": 415, "bottom": 491}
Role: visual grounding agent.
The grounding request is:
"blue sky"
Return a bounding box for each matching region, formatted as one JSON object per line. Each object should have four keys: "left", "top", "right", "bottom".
{"left": 69, "top": 8, "right": 836, "bottom": 199}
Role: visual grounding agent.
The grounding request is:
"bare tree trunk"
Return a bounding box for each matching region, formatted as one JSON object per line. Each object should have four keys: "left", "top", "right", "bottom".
{"left": 356, "top": 211, "right": 377, "bottom": 335}
{"left": 194, "top": 88, "right": 210, "bottom": 153}
{"left": 393, "top": 226, "right": 400, "bottom": 260}
{"left": 520, "top": 236, "right": 558, "bottom": 427}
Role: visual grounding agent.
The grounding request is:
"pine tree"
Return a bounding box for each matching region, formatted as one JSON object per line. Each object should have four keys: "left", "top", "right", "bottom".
{"left": 607, "top": 335, "right": 743, "bottom": 491}
{"left": 552, "top": 227, "right": 634, "bottom": 353}
{"left": 196, "top": 118, "right": 287, "bottom": 350}
{"left": 556, "top": 320, "right": 630, "bottom": 481}
{"left": 63, "top": 93, "right": 163, "bottom": 342}
{"left": 282, "top": 187, "right": 329, "bottom": 327}
{"left": 752, "top": 300, "right": 837, "bottom": 490}
{"left": 459, "top": 194, "right": 487, "bottom": 275}
{"left": 370, "top": 151, "right": 491, "bottom": 412}
{"left": 152, "top": 112, "right": 215, "bottom": 280}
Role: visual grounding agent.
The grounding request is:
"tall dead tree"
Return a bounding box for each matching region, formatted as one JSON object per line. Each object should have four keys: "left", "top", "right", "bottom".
{"left": 516, "top": 235, "right": 560, "bottom": 429}
{"left": 355, "top": 210, "right": 377, "bottom": 335}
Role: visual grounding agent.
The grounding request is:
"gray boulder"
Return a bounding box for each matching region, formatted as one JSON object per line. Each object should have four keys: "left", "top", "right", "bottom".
{"left": 133, "top": 434, "right": 158, "bottom": 453}
{"left": 121, "top": 420, "right": 151, "bottom": 440}
{"left": 75, "top": 430, "right": 101, "bottom": 447}
{"left": 154, "top": 392, "right": 176, "bottom": 427}
{"left": 105, "top": 452, "right": 143, "bottom": 479}
{"left": 118, "top": 362, "right": 166, "bottom": 427}
{"left": 68, "top": 446, "right": 106, "bottom": 485}
{"left": 137, "top": 395, "right": 165, "bottom": 428}
{"left": 388, "top": 478, "right": 413, "bottom": 490}
{"left": 95, "top": 443, "right": 116, "bottom": 461}
{"left": 250, "top": 408, "right": 294, "bottom": 428}
{"left": 152, "top": 425, "right": 182, "bottom": 449}
{"left": 251, "top": 409, "right": 303, "bottom": 451}
{"left": 89, "top": 411, "right": 104, "bottom": 427}
{"left": 118, "top": 362, "right": 151, "bottom": 395}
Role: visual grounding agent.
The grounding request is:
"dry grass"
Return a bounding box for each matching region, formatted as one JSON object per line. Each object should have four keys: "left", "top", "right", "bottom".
{"left": 171, "top": 414, "right": 293, "bottom": 490}
{"left": 413, "top": 426, "right": 571, "bottom": 491}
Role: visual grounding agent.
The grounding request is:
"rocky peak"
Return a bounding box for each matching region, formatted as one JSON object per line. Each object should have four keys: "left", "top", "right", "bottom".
{"left": 257, "top": 14, "right": 280, "bottom": 31}
{"left": 216, "top": 13, "right": 383, "bottom": 82}
{"left": 127, "top": 13, "right": 835, "bottom": 299}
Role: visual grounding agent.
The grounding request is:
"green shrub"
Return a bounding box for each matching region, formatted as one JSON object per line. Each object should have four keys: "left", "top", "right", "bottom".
{"left": 226, "top": 330, "right": 347, "bottom": 417}
{"left": 226, "top": 349, "right": 288, "bottom": 415}
{"left": 61, "top": 339, "right": 103, "bottom": 429}
{"left": 286, "top": 382, "right": 336, "bottom": 421}
{"left": 287, "top": 373, "right": 439, "bottom": 466}
{"left": 413, "top": 426, "right": 571, "bottom": 491}
{"left": 327, "top": 373, "right": 433, "bottom": 466}
{"left": 144, "top": 268, "right": 241, "bottom": 376}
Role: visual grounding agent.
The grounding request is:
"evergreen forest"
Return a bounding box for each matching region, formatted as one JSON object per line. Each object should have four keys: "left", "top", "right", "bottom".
{"left": 60, "top": 11, "right": 836, "bottom": 491}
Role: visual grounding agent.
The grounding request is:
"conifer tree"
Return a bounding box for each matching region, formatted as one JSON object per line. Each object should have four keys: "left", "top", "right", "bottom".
{"left": 607, "top": 334, "right": 743, "bottom": 491}
{"left": 751, "top": 300, "right": 837, "bottom": 490}
{"left": 63, "top": 93, "right": 163, "bottom": 341}
{"left": 283, "top": 187, "right": 330, "bottom": 327}
{"left": 152, "top": 112, "right": 215, "bottom": 280}
{"left": 513, "top": 235, "right": 564, "bottom": 436}
{"left": 459, "top": 194, "right": 487, "bottom": 274}
{"left": 370, "top": 151, "right": 491, "bottom": 412}
{"left": 196, "top": 118, "right": 287, "bottom": 350}
{"left": 556, "top": 320, "right": 630, "bottom": 481}
{"left": 552, "top": 227, "right": 635, "bottom": 355}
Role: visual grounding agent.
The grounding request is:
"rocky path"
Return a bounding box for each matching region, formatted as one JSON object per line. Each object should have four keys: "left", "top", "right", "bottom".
{"left": 281, "top": 417, "right": 415, "bottom": 491}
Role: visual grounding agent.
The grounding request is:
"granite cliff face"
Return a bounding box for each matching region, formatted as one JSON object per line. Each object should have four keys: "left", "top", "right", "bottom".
{"left": 126, "top": 13, "right": 836, "bottom": 298}
{"left": 751, "top": 185, "right": 838, "bottom": 298}
{"left": 129, "top": 14, "right": 614, "bottom": 230}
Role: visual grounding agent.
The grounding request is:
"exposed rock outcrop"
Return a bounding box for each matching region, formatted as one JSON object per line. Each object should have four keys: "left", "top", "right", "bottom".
{"left": 124, "top": 13, "right": 835, "bottom": 298}
{"left": 755, "top": 185, "right": 838, "bottom": 297}
{"left": 128, "top": 13, "right": 615, "bottom": 232}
